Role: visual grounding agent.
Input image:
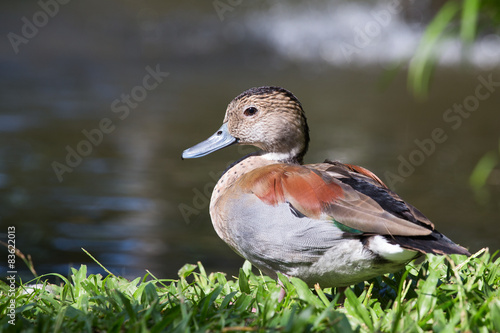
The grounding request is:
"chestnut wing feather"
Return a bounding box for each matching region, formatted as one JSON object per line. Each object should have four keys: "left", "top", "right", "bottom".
{"left": 238, "top": 163, "right": 432, "bottom": 236}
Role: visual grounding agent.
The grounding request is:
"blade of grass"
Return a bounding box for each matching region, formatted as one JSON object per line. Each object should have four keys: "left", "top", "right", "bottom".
{"left": 314, "top": 283, "right": 331, "bottom": 307}
{"left": 460, "top": 0, "right": 480, "bottom": 42}
{"left": 81, "top": 248, "right": 114, "bottom": 276}
{"left": 344, "top": 287, "right": 374, "bottom": 331}
{"left": 0, "top": 241, "right": 38, "bottom": 277}
{"left": 408, "top": 1, "right": 460, "bottom": 99}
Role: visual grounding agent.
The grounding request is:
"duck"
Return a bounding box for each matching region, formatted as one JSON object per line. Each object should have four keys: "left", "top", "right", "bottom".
{"left": 182, "top": 86, "right": 470, "bottom": 288}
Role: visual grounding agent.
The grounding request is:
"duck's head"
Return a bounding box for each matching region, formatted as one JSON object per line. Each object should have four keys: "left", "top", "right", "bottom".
{"left": 182, "top": 86, "right": 309, "bottom": 163}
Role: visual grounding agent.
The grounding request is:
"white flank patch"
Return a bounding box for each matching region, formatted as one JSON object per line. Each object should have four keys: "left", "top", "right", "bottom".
{"left": 369, "top": 235, "right": 417, "bottom": 262}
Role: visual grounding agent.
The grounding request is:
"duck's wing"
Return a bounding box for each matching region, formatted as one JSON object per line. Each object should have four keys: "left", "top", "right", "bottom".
{"left": 238, "top": 162, "right": 433, "bottom": 237}
{"left": 310, "top": 160, "right": 436, "bottom": 230}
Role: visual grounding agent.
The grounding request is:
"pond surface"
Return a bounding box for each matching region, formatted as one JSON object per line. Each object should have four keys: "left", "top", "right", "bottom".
{"left": 1, "top": 0, "right": 499, "bottom": 281}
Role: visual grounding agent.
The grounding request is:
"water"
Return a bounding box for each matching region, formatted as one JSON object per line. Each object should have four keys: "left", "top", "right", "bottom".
{"left": 1, "top": 0, "right": 499, "bottom": 281}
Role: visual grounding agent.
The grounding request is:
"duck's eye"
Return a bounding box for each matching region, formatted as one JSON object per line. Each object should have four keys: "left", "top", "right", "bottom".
{"left": 243, "top": 107, "right": 258, "bottom": 117}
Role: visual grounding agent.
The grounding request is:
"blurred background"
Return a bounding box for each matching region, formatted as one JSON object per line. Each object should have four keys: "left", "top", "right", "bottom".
{"left": 0, "top": 0, "right": 499, "bottom": 281}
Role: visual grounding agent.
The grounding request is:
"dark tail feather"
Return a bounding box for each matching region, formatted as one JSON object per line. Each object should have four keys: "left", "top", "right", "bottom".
{"left": 390, "top": 231, "right": 471, "bottom": 256}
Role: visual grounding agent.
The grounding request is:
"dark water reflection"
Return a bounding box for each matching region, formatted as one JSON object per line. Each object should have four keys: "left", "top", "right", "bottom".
{"left": 1, "top": 1, "right": 499, "bottom": 281}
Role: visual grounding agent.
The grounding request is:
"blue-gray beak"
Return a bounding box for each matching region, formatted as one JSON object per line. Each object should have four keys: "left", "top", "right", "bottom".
{"left": 182, "top": 123, "right": 237, "bottom": 159}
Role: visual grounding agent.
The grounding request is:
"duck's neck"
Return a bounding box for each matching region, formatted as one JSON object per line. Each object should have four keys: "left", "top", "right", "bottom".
{"left": 261, "top": 146, "right": 305, "bottom": 164}
{"left": 260, "top": 122, "right": 309, "bottom": 164}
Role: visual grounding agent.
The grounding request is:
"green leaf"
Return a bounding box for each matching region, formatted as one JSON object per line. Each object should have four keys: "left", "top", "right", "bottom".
{"left": 178, "top": 263, "right": 197, "bottom": 278}
{"left": 290, "top": 277, "right": 323, "bottom": 309}
{"left": 220, "top": 291, "right": 238, "bottom": 309}
{"left": 233, "top": 293, "right": 253, "bottom": 311}
{"left": 242, "top": 260, "right": 252, "bottom": 275}
{"left": 198, "top": 285, "right": 223, "bottom": 320}
{"left": 408, "top": 1, "right": 460, "bottom": 99}
{"left": 344, "top": 287, "right": 374, "bottom": 330}
{"left": 238, "top": 268, "right": 251, "bottom": 294}
{"left": 140, "top": 282, "right": 159, "bottom": 306}
{"left": 460, "top": 0, "right": 480, "bottom": 42}
{"left": 314, "top": 284, "right": 331, "bottom": 307}
{"left": 116, "top": 291, "right": 136, "bottom": 323}
{"left": 470, "top": 151, "right": 498, "bottom": 189}
{"left": 417, "top": 259, "right": 440, "bottom": 321}
{"left": 491, "top": 299, "right": 500, "bottom": 332}
{"left": 469, "top": 150, "right": 498, "bottom": 203}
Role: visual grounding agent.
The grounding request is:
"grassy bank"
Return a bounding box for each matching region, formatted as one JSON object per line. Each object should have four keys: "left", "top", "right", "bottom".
{"left": 1, "top": 248, "right": 499, "bottom": 332}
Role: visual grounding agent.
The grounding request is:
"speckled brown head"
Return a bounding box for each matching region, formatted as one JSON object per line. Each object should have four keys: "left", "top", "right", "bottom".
{"left": 182, "top": 86, "right": 310, "bottom": 164}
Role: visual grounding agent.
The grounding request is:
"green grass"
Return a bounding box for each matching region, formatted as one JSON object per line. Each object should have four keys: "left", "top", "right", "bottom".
{"left": 1, "top": 248, "right": 499, "bottom": 332}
